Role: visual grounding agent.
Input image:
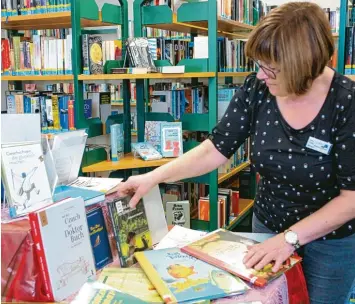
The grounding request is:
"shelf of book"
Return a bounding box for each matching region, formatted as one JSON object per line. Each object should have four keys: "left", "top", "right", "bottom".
{"left": 1, "top": 75, "right": 74, "bottom": 81}
{"left": 226, "top": 198, "right": 254, "bottom": 231}
{"left": 1, "top": 12, "right": 113, "bottom": 30}
{"left": 78, "top": 72, "right": 215, "bottom": 80}
{"left": 82, "top": 153, "right": 172, "bottom": 173}
{"left": 218, "top": 72, "right": 251, "bottom": 78}
{"left": 346, "top": 75, "right": 355, "bottom": 81}
{"left": 218, "top": 161, "right": 250, "bottom": 184}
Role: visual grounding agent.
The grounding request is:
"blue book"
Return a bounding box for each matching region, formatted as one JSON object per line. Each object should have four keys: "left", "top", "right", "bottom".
{"left": 86, "top": 207, "right": 113, "bottom": 270}
{"left": 84, "top": 99, "right": 92, "bottom": 119}
{"left": 160, "top": 122, "right": 183, "bottom": 158}
{"left": 23, "top": 96, "right": 32, "bottom": 113}
{"left": 59, "top": 96, "right": 69, "bottom": 131}
{"left": 53, "top": 185, "right": 105, "bottom": 207}
{"left": 110, "top": 123, "right": 124, "bottom": 162}
{"left": 135, "top": 248, "right": 249, "bottom": 304}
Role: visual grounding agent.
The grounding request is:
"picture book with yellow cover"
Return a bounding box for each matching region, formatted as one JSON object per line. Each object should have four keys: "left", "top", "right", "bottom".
{"left": 134, "top": 248, "right": 249, "bottom": 304}
{"left": 98, "top": 267, "right": 163, "bottom": 303}
{"left": 181, "top": 229, "right": 302, "bottom": 287}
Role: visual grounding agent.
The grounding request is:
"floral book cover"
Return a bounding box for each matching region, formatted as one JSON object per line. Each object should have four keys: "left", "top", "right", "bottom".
{"left": 181, "top": 229, "right": 302, "bottom": 287}
{"left": 109, "top": 196, "right": 153, "bottom": 267}
{"left": 134, "top": 248, "right": 249, "bottom": 304}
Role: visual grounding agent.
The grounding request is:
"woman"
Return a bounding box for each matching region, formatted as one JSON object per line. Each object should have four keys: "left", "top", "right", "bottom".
{"left": 115, "top": 2, "right": 355, "bottom": 303}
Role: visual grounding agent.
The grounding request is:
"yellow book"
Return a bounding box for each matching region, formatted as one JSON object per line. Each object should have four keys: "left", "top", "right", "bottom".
{"left": 51, "top": 95, "right": 60, "bottom": 131}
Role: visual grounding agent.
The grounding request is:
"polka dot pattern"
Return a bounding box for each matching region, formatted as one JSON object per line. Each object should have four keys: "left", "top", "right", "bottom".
{"left": 209, "top": 72, "right": 355, "bottom": 240}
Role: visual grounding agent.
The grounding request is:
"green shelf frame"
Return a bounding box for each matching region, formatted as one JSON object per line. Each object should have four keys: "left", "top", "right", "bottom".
{"left": 177, "top": 2, "right": 209, "bottom": 23}
{"left": 142, "top": 5, "right": 173, "bottom": 25}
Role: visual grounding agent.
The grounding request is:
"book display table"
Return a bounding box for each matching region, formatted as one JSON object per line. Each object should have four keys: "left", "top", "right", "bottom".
{"left": 1, "top": 219, "right": 309, "bottom": 303}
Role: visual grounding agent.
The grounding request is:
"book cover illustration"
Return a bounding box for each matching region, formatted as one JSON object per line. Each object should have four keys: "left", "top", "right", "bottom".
{"left": 98, "top": 267, "right": 163, "bottom": 303}
{"left": 88, "top": 35, "right": 104, "bottom": 74}
{"left": 181, "top": 229, "right": 302, "bottom": 287}
{"left": 1, "top": 143, "right": 53, "bottom": 217}
{"left": 86, "top": 207, "right": 113, "bottom": 270}
{"left": 160, "top": 122, "right": 183, "bottom": 158}
{"left": 135, "top": 248, "right": 249, "bottom": 304}
{"left": 68, "top": 176, "right": 122, "bottom": 194}
{"left": 71, "top": 281, "right": 147, "bottom": 304}
{"left": 131, "top": 142, "right": 163, "bottom": 161}
{"left": 166, "top": 201, "right": 190, "bottom": 228}
{"left": 110, "top": 196, "right": 153, "bottom": 267}
{"left": 145, "top": 121, "right": 162, "bottom": 153}
{"left": 29, "top": 197, "right": 96, "bottom": 301}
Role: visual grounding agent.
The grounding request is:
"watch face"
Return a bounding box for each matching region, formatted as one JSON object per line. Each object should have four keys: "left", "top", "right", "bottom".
{"left": 285, "top": 231, "right": 298, "bottom": 244}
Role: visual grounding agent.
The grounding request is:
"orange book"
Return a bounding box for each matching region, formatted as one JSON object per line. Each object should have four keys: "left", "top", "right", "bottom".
{"left": 198, "top": 198, "right": 210, "bottom": 221}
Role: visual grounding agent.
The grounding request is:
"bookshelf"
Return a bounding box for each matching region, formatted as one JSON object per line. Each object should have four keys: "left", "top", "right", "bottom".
{"left": 78, "top": 72, "right": 215, "bottom": 80}
{"left": 227, "top": 199, "right": 254, "bottom": 230}
{"left": 218, "top": 161, "right": 251, "bottom": 184}
{"left": 1, "top": 75, "right": 74, "bottom": 81}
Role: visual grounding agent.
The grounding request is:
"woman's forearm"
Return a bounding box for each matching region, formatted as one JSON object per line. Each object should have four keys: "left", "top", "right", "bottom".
{"left": 147, "top": 139, "right": 227, "bottom": 186}
{"left": 290, "top": 190, "right": 355, "bottom": 245}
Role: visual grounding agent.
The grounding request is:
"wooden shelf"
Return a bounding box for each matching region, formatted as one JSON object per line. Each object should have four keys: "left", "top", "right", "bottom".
{"left": 79, "top": 72, "right": 215, "bottom": 80}
{"left": 1, "top": 12, "right": 112, "bottom": 30}
{"left": 146, "top": 14, "right": 253, "bottom": 39}
{"left": 218, "top": 161, "right": 250, "bottom": 184}
{"left": 345, "top": 75, "right": 355, "bottom": 81}
{"left": 82, "top": 153, "right": 172, "bottom": 173}
{"left": 227, "top": 198, "right": 254, "bottom": 230}
{"left": 1, "top": 75, "right": 74, "bottom": 81}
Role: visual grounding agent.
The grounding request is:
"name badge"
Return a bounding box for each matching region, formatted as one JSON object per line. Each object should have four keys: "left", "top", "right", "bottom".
{"left": 306, "top": 136, "right": 332, "bottom": 155}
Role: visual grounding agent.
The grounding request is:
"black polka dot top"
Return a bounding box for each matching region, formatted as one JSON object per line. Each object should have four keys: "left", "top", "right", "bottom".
{"left": 209, "top": 71, "right": 355, "bottom": 240}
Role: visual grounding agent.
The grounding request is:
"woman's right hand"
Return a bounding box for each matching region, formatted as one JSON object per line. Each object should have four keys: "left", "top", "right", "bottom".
{"left": 113, "top": 173, "right": 157, "bottom": 208}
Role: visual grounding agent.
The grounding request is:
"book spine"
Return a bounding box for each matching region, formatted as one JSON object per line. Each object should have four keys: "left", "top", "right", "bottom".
{"left": 28, "top": 212, "right": 54, "bottom": 301}
{"left": 82, "top": 34, "right": 90, "bottom": 74}
{"left": 51, "top": 95, "right": 60, "bottom": 132}
{"left": 134, "top": 252, "right": 177, "bottom": 303}
{"left": 68, "top": 99, "right": 75, "bottom": 130}
{"left": 107, "top": 202, "right": 124, "bottom": 267}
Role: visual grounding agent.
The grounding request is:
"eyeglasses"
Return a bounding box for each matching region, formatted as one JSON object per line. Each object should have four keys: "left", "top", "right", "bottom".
{"left": 253, "top": 60, "right": 280, "bottom": 80}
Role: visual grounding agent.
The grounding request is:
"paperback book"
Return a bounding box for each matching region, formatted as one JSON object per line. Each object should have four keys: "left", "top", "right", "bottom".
{"left": 181, "top": 229, "right": 302, "bottom": 287}
{"left": 135, "top": 248, "right": 249, "bottom": 304}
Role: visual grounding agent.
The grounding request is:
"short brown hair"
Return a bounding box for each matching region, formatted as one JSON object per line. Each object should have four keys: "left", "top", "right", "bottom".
{"left": 245, "top": 2, "right": 334, "bottom": 95}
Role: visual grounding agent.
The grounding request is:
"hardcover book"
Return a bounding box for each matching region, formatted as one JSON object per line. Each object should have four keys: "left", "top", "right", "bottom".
{"left": 98, "top": 267, "right": 163, "bottom": 303}
{"left": 1, "top": 143, "right": 53, "bottom": 218}
{"left": 181, "top": 229, "right": 302, "bottom": 287}
{"left": 86, "top": 207, "right": 113, "bottom": 270}
{"left": 29, "top": 197, "right": 96, "bottom": 301}
{"left": 135, "top": 248, "right": 249, "bottom": 304}
{"left": 160, "top": 122, "right": 183, "bottom": 158}
{"left": 108, "top": 196, "right": 153, "bottom": 267}
{"left": 88, "top": 35, "right": 104, "bottom": 74}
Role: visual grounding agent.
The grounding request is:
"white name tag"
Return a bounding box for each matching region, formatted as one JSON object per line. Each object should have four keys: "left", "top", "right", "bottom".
{"left": 306, "top": 136, "right": 332, "bottom": 155}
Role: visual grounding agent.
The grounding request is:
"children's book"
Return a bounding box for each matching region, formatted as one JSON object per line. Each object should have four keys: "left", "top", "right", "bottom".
{"left": 68, "top": 177, "right": 123, "bottom": 194}
{"left": 86, "top": 207, "right": 113, "bottom": 270}
{"left": 98, "top": 267, "right": 163, "bottom": 303}
{"left": 181, "top": 229, "right": 302, "bottom": 287}
{"left": 145, "top": 121, "right": 162, "bottom": 153}
{"left": 1, "top": 143, "right": 53, "bottom": 218}
{"left": 132, "top": 142, "right": 163, "bottom": 161}
{"left": 166, "top": 200, "right": 190, "bottom": 228}
{"left": 71, "top": 281, "right": 147, "bottom": 304}
{"left": 154, "top": 226, "right": 207, "bottom": 250}
{"left": 108, "top": 195, "right": 153, "bottom": 267}
{"left": 160, "top": 122, "right": 183, "bottom": 158}
{"left": 53, "top": 185, "right": 105, "bottom": 207}
{"left": 29, "top": 197, "right": 96, "bottom": 302}
{"left": 135, "top": 248, "right": 249, "bottom": 304}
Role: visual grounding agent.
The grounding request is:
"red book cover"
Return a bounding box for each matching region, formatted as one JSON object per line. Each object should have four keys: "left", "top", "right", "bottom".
{"left": 181, "top": 229, "right": 302, "bottom": 288}
{"left": 1, "top": 39, "right": 11, "bottom": 74}
{"left": 231, "top": 190, "right": 239, "bottom": 216}
{"left": 28, "top": 213, "right": 54, "bottom": 301}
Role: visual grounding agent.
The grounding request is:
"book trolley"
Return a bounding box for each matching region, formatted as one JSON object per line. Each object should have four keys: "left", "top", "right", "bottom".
{"left": 1, "top": 0, "right": 354, "bottom": 302}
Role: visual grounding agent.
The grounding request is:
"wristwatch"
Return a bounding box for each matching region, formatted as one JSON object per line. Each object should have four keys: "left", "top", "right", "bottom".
{"left": 284, "top": 229, "right": 301, "bottom": 249}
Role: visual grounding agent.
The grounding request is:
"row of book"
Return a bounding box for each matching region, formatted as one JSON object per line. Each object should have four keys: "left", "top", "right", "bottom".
{"left": 1, "top": 0, "right": 71, "bottom": 17}
{"left": 345, "top": 26, "right": 355, "bottom": 75}
{"left": 1, "top": 29, "right": 72, "bottom": 76}
{"left": 143, "top": 27, "right": 191, "bottom": 40}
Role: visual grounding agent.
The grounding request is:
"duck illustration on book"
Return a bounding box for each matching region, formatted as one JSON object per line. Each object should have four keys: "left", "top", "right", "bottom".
{"left": 56, "top": 256, "right": 92, "bottom": 289}
{"left": 210, "top": 270, "right": 247, "bottom": 293}
{"left": 11, "top": 167, "right": 40, "bottom": 209}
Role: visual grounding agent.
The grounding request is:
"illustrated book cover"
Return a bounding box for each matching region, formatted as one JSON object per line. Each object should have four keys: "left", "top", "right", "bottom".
{"left": 181, "top": 229, "right": 302, "bottom": 287}
{"left": 1, "top": 143, "right": 53, "bottom": 218}
{"left": 160, "top": 122, "right": 183, "bottom": 158}
{"left": 29, "top": 196, "right": 96, "bottom": 302}
{"left": 98, "top": 267, "right": 163, "bottom": 303}
{"left": 68, "top": 176, "right": 123, "bottom": 194}
{"left": 71, "top": 281, "right": 147, "bottom": 304}
{"left": 107, "top": 195, "right": 153, "bottom": 267}
{"left": 166, "top": 200, "right": 190, "bottom": 228}
{"left": 135, "top": 248, "right": 249, "bottom": 304}
{"left": 86, "top": 207, "right": 113, "bottom": 270}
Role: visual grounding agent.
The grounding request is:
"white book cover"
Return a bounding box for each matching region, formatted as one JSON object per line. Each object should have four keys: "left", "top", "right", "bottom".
{"left": 1, "top": 143, "right": 53, "bottom": 217}
{"left": 68, "top": 177, "right": 123, "bottom": 194}
{"left": 29, "top": 197, "right": 96, "bottom": 301}
{"left": 166, "top": 200, "right": 190, "bottom": 228}
{"left": 154, "top": 225, "right": 207, "bottom": 250}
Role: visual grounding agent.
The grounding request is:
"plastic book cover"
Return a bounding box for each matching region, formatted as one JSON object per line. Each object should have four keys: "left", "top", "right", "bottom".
{"left": 131, "top": 142, "right": 162, "bottom": 161}
{"left": 86, "top": 207, "right": 113, "bottom": 270}
{"left": 135, "top": 248, "right": 249, "bottom": 304}
{"left": 53, "top": 185, "right": 105, "bottom": 207}
{"left": 71, "top": 281, "right": 147, "bottom": 304}
{"left": 98, "top": 267, "right": 163, "bottom": 303}
{"left": 160, "top": 122, "right": 183, "bottom": 158}
{"left": 109, "top": 196, "right": 153, "bottom": 267}
{"left": 29, "top": 197, "right": 96, "bottom": 301}
{"left": 181, "top": 229, "right": 302, "bottom": 287}
{"left": 1, "top": 143, "right": 53, "bottom": 218}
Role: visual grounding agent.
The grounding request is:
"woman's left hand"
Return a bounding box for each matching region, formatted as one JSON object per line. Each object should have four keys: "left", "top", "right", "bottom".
{"left": 243, "top": 233, "right": 295, "bottom": 272}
